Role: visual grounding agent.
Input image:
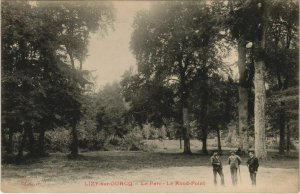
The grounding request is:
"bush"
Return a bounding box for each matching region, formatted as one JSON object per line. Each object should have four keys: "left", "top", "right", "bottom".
{"left": 43, "top": 124, "right": 151, "bottom": 153}
{"left": 142, "top": 123, "right": 167, "bottom": 140}
{"left": 45, "top": 128, "right": 70, "bottom": 153}
{"left": 142, "top": 123, "right": 157, "bottom": 139}
{"left": 78, "top": 129, "right": 106, "bottom": 151}
{"left": 121, "top": 126, "right": 146, "bottom": 151}
{"left": 108, "top": 135, "right": 123, "bottom": 146}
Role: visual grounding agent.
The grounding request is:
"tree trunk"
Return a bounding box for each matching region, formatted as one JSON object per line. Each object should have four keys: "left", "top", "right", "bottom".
{"left": 278, "top": 103, "right": 285, "bottom": 154}
{"left": 217, "top": 128, "right": 222, "bottom": 152}
{"left": 202, "top": 130, "right": 208, "bottom": 154}
{"left": 182, "top": 103, "right": 191, "bottom": 154}
{"left": 18, "top": 129, "right": 27, "bottom": 158}
{"left": 38, "top": 128, "right": 45, "bottom": 155}
{"left": 200, "top": 114, "right": 208, "bottom": 154}
{"left": 27, "top": 127, "right": 35, "bottom": 155}
{"left": 276, "top": 71, "right": 283, "bottom": 90}
{"left": 7, "top": 129, "right": 13, "bottom": 154}
{"left": 282, "top": 31, "right": 291, "bottom": 90}
{"left": 254, "top": 0, "right": 268, "bottom": 160}
{"left": 201, "top": 76, "right": 209, "bottom": 154}
{"left": 179, "top": 135, "right": 182, "bottom": 149}
{"left": 254, "top": 59, "right": 267, "bottom": 159}
{"left": 2, "top": 130, "right": 6, "bottom": 149}
{"left": 237, "top": 35, "right": 249, "bottom": 153}
{"left": 180, "top": 64, "right": 191, "bottom": 154}
{"left": 286, "top": 123, "right": 290, "bottom": 154}
{"left": 70, "top": 122, "right": 79, "bottom": 156}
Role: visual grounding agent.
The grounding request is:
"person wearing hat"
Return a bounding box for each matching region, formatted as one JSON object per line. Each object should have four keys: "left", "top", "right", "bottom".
{"left": 228, "top": 151, "right": 242, "bottom": 185}
{"left": 210, "top": 152, "right": 224, "bottom": 185}
{"left": 247, "top": 151, "right": 259, "bottom": 185}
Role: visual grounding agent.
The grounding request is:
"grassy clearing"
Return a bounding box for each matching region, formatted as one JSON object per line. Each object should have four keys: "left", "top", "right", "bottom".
{"left": 1, "top": 150, "right": 299, "bottom": 193}
{"left": 2, "top": 150, "right": 298, "bottom": 183}
{"left": 1, "top": 139, "right": 299, "bottom": 193}
{"left": 1, "top": 140, "right": 298, "bottom": 186}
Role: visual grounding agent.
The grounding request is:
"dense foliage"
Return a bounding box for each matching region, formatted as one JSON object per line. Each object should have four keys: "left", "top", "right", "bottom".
{"left": 1, "top": 1, "right": 115, "bottom": 157}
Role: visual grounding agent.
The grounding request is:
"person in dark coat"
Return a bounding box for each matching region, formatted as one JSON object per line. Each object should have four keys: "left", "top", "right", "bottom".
{"left": 210, "top": 152, "right": 224, "bottom": 185}
{"left": 247, "top": 151, "right": 259, "bottom": 185}
{"left": 228, "top": 151, "right": 242, "bottom": 185}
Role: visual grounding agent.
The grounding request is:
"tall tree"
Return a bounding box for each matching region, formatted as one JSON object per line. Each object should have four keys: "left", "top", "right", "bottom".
{"left": 237, "top": 35, "right": 249, "bottom": 152}
{"left": 190, "top": 75, "right": 238, "bottom": 152}
{"left": 1, "top": 1, "right": 115, "bottom": 157}
{"left": 36, "top": 1, "right": 115, "bottom": 157}
{"left": 121, "top": 69, "right": 175, "bottom": 128}
{"left": 253, "top": 0, "right": 268, "bottom": 159}
{"left": 265, "top": 0, "right": 298, "bottom": 154}
{"left": 226, "top": 0, "right": 259, "bottom": 153}
{"left": 130, "top": 1, "right": 222, "bottom": 154}
{"left": 226, "top": 0, "right": 298, "bottom": 156}
{"left": 2, "top": 1, "right": 49, "bottom": 156}
{"left": 265, "top": 0, "right": 298, "bottom": 90}
{"left": 95, "top": 82, "right": 128, "bottom": 139}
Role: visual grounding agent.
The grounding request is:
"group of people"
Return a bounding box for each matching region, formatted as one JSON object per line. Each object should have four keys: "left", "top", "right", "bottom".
{"left": 210, "top": 150, "right": 259, "bottom": 186}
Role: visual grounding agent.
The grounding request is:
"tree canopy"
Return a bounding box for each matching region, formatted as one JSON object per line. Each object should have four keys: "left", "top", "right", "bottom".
{"left": 1, "top": 1, "right": 115, "bottom": 157}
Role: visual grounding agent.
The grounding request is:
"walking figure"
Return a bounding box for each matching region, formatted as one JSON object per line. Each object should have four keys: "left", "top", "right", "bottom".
{"left": 210, "top": 152, "right": 224, "bottom": 186}
{"left": 228, "top": 151, "right": 242, "bottom": 185}
{"left": 247, "top": 151, "right": 259, "bottom": 186}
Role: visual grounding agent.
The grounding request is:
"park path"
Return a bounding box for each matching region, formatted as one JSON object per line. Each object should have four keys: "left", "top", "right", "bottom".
{"left": 2, "top": 165, "right": 298, "bottom": 193}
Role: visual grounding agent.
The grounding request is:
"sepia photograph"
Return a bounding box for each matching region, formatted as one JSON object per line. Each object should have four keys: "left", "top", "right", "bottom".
{"left": 1, "top": 0, "right": 299, "bottom": 193}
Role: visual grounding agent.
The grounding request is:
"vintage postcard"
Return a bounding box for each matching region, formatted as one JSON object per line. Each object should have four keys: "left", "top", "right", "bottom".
{"left": 1, "top": 0, "right": 299, "bottom": 193}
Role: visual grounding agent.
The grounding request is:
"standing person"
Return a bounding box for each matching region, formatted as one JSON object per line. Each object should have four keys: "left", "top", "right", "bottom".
{"left": 247, "top": 151, "right": 259, "bottom": 186}
{"left": 210, "top": 152, "right": 224, "bottom": 186}
{"left": 228, "top": 151, "right": 242, "bottom": 185}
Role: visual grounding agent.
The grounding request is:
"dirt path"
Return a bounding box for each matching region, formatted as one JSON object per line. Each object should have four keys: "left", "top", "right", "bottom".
{"left": 2, "top": 165, "right": 298, "bottom": 193}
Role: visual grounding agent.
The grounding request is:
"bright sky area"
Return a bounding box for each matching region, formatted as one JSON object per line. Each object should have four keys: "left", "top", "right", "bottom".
{"left": 83, "top": 1, "right": 238, "bottom": 90}
{"left": 84, "top": 1, "right": 151, "bottom": 90}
